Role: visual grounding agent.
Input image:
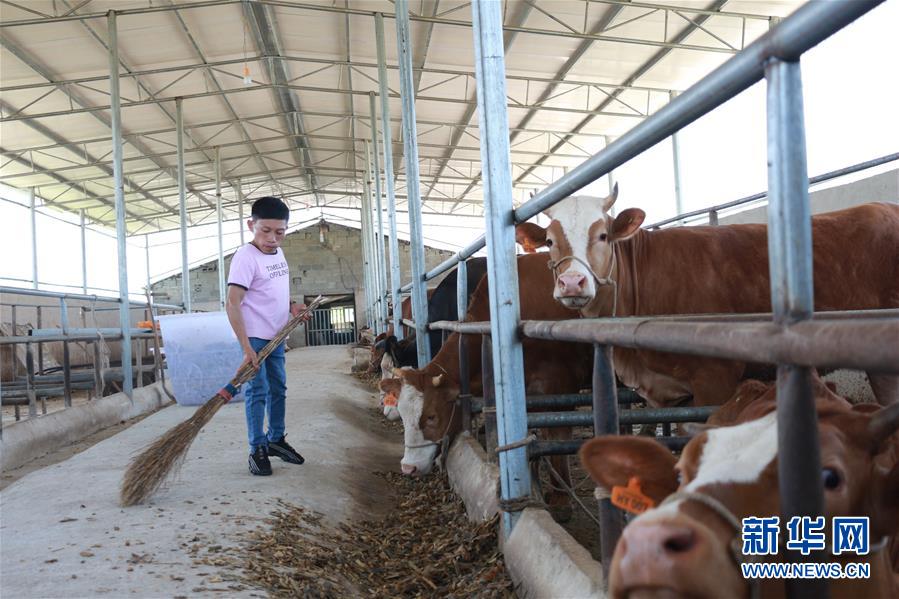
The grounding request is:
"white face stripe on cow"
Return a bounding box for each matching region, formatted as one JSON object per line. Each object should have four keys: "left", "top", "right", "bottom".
{"left": 397, "top": 382, "right": 437, "bottom": 474}
{"left": 636, "top": 412, "right": 780, "bottom": 525}
{"left": 545, "top": 196, "right": 609, "bottom": 300}
{"left": 687, "top": 411, "right": 778, "bottom": 491}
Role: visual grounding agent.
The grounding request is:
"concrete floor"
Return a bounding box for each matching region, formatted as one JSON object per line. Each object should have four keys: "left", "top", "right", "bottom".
{"left": 1, "top": 345, "right": 401, "bottom": 599}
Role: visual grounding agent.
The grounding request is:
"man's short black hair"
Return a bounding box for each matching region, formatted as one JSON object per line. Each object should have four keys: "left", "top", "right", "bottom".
{"left": 250, "top": 196, "right": 289, "bottom": 221}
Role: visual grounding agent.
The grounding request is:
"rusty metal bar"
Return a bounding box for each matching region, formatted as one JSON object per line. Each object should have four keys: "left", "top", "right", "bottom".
{"left": 521, "top": 318, "right": 899, "bottom": 374}
{"left": 430, "top": 308, "right": 899, "bottom": 333}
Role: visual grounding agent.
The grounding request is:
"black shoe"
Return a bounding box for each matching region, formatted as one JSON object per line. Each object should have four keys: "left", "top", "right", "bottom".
{"left": 268, "top": 435, "right": 305, "bottom": 465}
{"left": 248, "top": 445, "right": 272, "bottom": 476}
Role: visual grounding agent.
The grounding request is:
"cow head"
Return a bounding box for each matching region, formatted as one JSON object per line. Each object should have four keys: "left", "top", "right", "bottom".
{"left": 379, "top": 368, "right": 462, "bottom": 477}
{"left": 378, "top": 352, "right": 401, "bottom": 421}
{"left": 580, "top": 379, "right": 899, "bottom": 598}
{"left": 515, "top": 184, "right": 645, "bottom": 310}
{"left": 368, "top": 332, "right": 389, "bottom": 373}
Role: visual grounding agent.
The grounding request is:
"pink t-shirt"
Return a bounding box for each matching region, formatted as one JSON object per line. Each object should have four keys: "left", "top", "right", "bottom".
{"left": 227, "top": 243, "right": 290, "bottom": 340}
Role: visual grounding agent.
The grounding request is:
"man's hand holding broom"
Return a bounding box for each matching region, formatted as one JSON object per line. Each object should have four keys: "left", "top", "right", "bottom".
{"left": 240, "top": 300, "right": 311, "bottom": 370}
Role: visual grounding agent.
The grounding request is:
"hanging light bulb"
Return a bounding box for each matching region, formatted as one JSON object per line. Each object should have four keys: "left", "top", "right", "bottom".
{"left": 243, "top": 64, "right": 252, "bottom": 86}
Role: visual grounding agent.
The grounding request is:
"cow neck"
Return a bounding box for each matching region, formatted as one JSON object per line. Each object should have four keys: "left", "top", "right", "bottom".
{"left": 581, "top": 233, "right": 640, "bottom": 319}
{"left": 424, "top": 332, "right": 462, "bottom": 381}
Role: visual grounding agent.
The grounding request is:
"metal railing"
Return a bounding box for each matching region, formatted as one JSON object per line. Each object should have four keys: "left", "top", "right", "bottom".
{"left": 647, "top": 151, "right": 899, "bottom": 229}
{"left": 1, "top": 286, "right": 182, "bottom": 434}
{"left": 354, "top": 1, "right": 892, "bottom": 596}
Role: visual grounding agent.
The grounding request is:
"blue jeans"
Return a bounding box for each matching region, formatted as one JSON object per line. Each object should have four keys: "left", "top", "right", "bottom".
{"left": 244, "top": 337, "right": 287, "bottom": 452}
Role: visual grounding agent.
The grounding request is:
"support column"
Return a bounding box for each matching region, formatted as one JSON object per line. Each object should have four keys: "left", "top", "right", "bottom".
{"left": 176, "top": 97, "right": 191, "bottom": 313}
{"left": 360, "top": 142, "right": 375, "bottom": 331}
{"left": 670, "top": 91, "right": 685, "bottom": 217}
{"left": 375, "top": 13, "right": 404, "bottom": 340}
{"left": 215, "top": 147, "right": 225, "bottom": 310}
{"left": 456, "top": 259, "right": 472, "bottom": 433}
{"left": 237, "top": 178, "right": 245, "bottom": 245}
{"left": 144, "top": 234, "right": 151, "bottom": 291}
{"left": 593, "top": 344, "right": 624, "bottom": 584}
{"left": 80, "top": 209, "right": 88, "bottom": 294}
{"left": 471, "top": 0, "right": 530, "bottom": 533}
{"left": 29, "top": 188, "right": 38, "bottom": 289}
{"left": 766, "top": 56, "right": 826, "bottom": 599}
{"left": 604, "top": 136, "right": 617, "bottom": 216}
{"left": 369, "top": 92, "right": 389, "bottom": 332}
{"left": 364, "top": 141, "right": 383, "bottom": 334}
{"left": 395, "top": 0, "right": 430, "bottom": 366}
{"left": 108, "top": 9, "right": 132, "bottom": 398}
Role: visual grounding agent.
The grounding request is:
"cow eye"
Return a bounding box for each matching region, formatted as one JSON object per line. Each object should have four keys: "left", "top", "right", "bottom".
{"left": 425, "top": 414, "right": 437, "bottom": 426}
{"left": 822, "top": 468, "right": 842, "bottom": 490}
{"left": 599, "top": 233, "right": 608, "bottom": 241}
{"left": 545, "top": 238, "right": 553, "bottom": 247}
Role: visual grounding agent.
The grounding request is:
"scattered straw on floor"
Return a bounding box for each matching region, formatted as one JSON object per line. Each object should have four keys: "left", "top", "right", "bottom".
{"left": 227, "top": 472, "right": 516, "bottom": 598}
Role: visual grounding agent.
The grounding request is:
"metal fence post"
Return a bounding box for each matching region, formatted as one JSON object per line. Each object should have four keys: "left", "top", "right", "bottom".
{"left": 59, "top": 298, "right": 72, "bottom": 408}
{"left": 456, "top": 260, "right": 472, "bottom": 433}
{"left": 36, "top": 306, "right": 44, "bottom": 375}
{"left": 365, "top": 140, "right": 383, "bottom": 335}
{"left": 670, "top": 91, "right": 685, "bottom": 216}
{"left": 395, "top": 0, "right": 430, "bottom": 366}
{"left": 369, "top": 92, "right": 389, "bottom": 332}
{"left": 481, "top": 334, "right": 497, "bottom": 459}
{"left": 360, "top": 142, "right": 376, "bottom": 331}
{"left": 30, "top": 187, "right": 38, "bottom": 289}
{"left": 471, "top": 0, "right": 530, "bottom": 533}
{"left": 25, "top": 342, "right": 37, "bottom": 417}
{"left": 80, "top": 209, "right": 88, "bottom": 294}
{"left": 594, "top": 344, "right": 624, "bottom": 584}
{"left": 215, "top": 147, "right": 225, "bottom": 310}
{"left": 108, "top": 9, "right": 132, "bottom": 399}
{"left": 766, "top": 56, "right": 827, "bottom": 599}
{"left": 176, "top": 97, "right": 191, "bottom": 313}
{"left": 375, "top": 13, "right": 404, "bottom": 340}
{"left": 237, "top": 178, "right": 245, "bottom": 246}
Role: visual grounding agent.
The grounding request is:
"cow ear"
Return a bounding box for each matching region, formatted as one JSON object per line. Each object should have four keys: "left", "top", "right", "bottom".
{"left": 868, "top": 402, "right": 899, "bottom": 447}
{"left": 874, "top": 459, "right": 899, "bottom": 535}
{"left": 602, "top": 182, "right": 619, "bottom": 212}
{"left": 609, "top": 208, "right": 645, "bottom": 241}
{"left": 515, "top": 222, "right": 548, "bottom": 253}
{"left": 578, "top": 436, "right": 679, "bottom": 505}
{"left": 379, "top": 377, "right": 403, "bottom": 398}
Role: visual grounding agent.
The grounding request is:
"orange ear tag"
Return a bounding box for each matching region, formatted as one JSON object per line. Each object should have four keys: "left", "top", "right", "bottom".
{"left": 611, "top": 477, "right": 655, "bottom": 515}
{"left": 384, "top": 392, "right": 398, "bottom": 408}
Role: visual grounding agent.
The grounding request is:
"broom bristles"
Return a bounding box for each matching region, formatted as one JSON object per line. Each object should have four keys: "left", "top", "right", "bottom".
{"left": 120, "top": 395, "right": 227, "bottom": 506}
{"left": 119, "top": 296, "right": 325, "bottom": 507}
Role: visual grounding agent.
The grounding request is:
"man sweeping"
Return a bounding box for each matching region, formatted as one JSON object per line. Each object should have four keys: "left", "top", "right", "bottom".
{"left": 226, "top": 196, "right": 309, "bottom": 476}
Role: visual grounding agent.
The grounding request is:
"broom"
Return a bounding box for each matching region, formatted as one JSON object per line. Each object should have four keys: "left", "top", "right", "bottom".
{"left": 120, "top": 295, "right": 324, "bottom": 506}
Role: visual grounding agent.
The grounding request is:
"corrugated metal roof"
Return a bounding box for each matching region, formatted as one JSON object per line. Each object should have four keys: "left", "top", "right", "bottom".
{"left": 0, "top": 0, "right": 802, "bottom": 234}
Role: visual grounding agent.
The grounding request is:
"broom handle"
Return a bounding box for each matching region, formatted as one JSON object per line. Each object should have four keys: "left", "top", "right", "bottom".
{"left": 228, "top": 295, "right": 325, "bottom": 388}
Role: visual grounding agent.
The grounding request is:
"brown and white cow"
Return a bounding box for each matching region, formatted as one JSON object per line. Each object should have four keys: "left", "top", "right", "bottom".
{"left": 379, "top": 253, "right": 592, "bottom": 513}
{"left": 368, "top": 296, "right": 416, "bottom": 374}
{"left": 579, "top": 377, "right": 899, "bottom": 598}
{"left": 516, "top": 190, "right": 899, "bottom": 406}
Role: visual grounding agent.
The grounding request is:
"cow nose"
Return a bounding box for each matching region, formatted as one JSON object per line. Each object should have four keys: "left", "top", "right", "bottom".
{"left": 623, "top": 523, "right": 698, "bottom": 560}
{"left": 401, "top": 463, "right": 418, "bottom": 476}
{"left": 557, "top": 272, "right": 587, "bottom": 296}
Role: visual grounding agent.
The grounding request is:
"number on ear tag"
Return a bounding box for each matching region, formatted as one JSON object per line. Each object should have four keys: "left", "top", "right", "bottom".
{"left": 611, "top": 477, "right": 655, "bottom": 515}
